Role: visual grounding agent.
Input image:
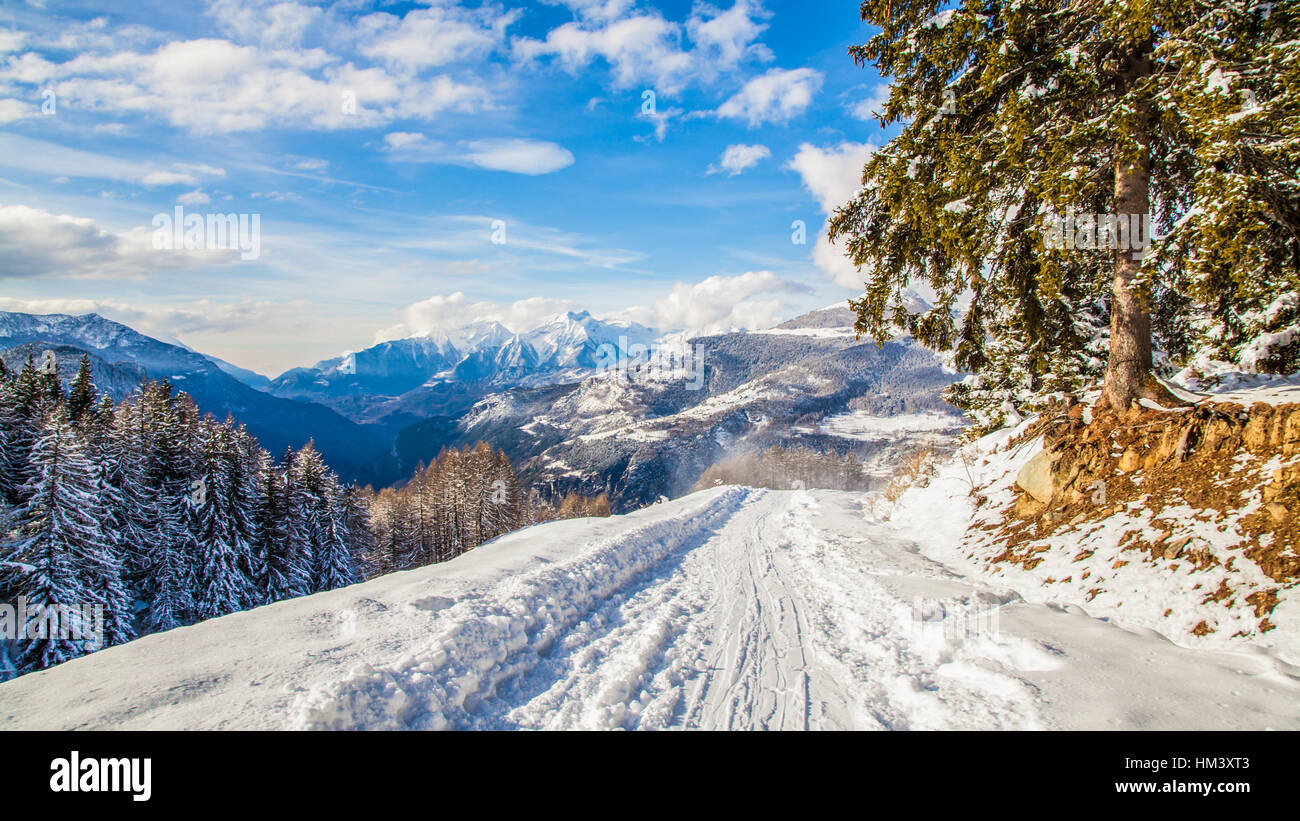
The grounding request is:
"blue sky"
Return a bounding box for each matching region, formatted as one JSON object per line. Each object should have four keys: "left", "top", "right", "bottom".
{"left": 0, "top": 0, "right": 898, "bottom": 375}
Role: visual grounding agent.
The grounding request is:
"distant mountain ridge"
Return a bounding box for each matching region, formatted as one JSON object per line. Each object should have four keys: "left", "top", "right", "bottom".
{"left": 0, "top": 311, "right": 382, "bottom": 482}
{"left": 376, "top": 307, "right": 966, "bottom": 509}
{"left": 266, "top": 310, "right": 658, "bottom": 433}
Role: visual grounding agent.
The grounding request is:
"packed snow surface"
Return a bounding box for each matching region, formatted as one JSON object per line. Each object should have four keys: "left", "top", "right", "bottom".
{"left": 3, "top": 485, "right": 1297, "bottom": 730}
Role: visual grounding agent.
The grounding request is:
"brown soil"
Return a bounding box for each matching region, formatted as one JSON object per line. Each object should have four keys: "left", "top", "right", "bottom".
{"left": 989, "top": 397, "right": 1300, "bottom": 627}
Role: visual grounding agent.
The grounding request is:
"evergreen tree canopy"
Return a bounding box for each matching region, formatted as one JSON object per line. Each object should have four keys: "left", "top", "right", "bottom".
{"left": 829, "top": 0, "right": 1299, "bottom": 424}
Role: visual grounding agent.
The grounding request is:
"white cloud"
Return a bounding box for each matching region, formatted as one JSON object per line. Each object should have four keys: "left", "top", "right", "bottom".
{"left": 463, "top": 138, "right": 575, "bottom": 175}
{"left": 0, "top": 98, "right": 35, "bottom": 124}
{"left": 383, "top": 136, "right": 575, "bottom": 175}
{"left": 206, "top": 0, "right": 323, "bottom": 48}
{"left": 250, "top": 190, "right": 301, "bottom": 202}
{"left": 383, "top": 131, "right": 426, "bottom": 149}
{"left": 177, "top": 189, "right": 211, "bottom": 205}
{"left": 355, "top": 5, "right": 519, "bottom": 71}
{"left": 546, "top": 0, "right": 639, "bottom": 21}
{"left": 787, "top": 141, "right": 874, "bottom": 214}
{"left": 140, "top": 170, "right": 199, "bottom": 187}
{"left": 0, "top": 295, "right": 295, "bottom": 337}
{"left": 14, "top": 17, "right": 166, "bottom": 57}
{"left": 0, "top": 204, "right": 239, "bottom": 279}
{"left": 514, "top": 1, "right": 772, "bottom": 94}
{"left": 378, "top": 272, "right": 807, "bottom": 344}
{"left": 0, "top": 34, "right": 490, "bottom": 134}
{"left": 619, "top": 271, "right": 811, "bottom": 336}
{"left": 290, "top": 157, "right": 328, "bottom": 171}
{"left": 636, "top": 104, "right": 682, "bottom": 142}
{"left": 787, "top": 141, "right": 876, "bottom": 287}
{"left": 514, "top": 13, "right": 693, "bottom": 93}
{"left": 708, "top": 143, "right": 770, "bottom": 176}
{"left": 686, "top": 0, "right": 772, "bottom": 69}
{"left": 0, "top": 29, "right": 27, "bottom": 54}
{"left": 716, "top": 67, "right": 822, "bottom": 126}
{"left": 175, "top": 162, "right": 227, "bottom": 178}
{"left": 0, "top": 133, "right": 226, "bottom": 188}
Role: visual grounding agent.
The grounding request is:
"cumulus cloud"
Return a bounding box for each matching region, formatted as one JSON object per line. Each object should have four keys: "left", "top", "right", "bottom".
{"left": 377, "top": 273, "right": 808, "bottom": 344}
{"left": 0, "top": 29, "right": 26, "bottom": 54}
{"left": 546, "top": 0, "right": 639, "bottom": 21}
{"left": 617, "top": 271, "right": 812, "bottom": 336}
{"left": 787, "top": 141, "right": 874, "bottom": 215}
{"left": 786, "top": 141, "right": 876, "bottom": 288}
{"left": 0, "top": 98, "right": 35, "bottom": 125}
{"left": 707, "top": 143, "right": 770, "bottom": 176}
{"left": 205, "top": 0, "right": 323, "bottom": 48}
{"left": 514, "top": 13, "right": 692, "bottom": 93}
{"left": 383, "top": 131, "right": 426, "bottom": 149}
{"left": 687, "top": 0, "right": 773, "bottom": 68}
{"left": 513, "top": 0, "right": 771, "bottom": 94}
{"left": 354, "top": 5, "right": 520, "bottom": 71}
{"left": 0, "top": 204, "right": 241, "bottom": 279}
{"left": 0, "top": 20, "right": 493, "bottom": 134}
{"left": 716, "top": 67, "right": 822, "bottom": 126}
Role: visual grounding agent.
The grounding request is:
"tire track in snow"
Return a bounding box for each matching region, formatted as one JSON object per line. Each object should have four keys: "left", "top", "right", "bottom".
{"left": 290, "top": 488, "right": 752, "bottom": 730}
{"left": 291, "top": 487, "right": 1057, "bottom": 730}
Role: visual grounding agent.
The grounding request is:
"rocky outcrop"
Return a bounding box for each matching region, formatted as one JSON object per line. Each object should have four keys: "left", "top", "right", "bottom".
{"left": 1004, "top": 398, "right": 1300, "bottom": 585}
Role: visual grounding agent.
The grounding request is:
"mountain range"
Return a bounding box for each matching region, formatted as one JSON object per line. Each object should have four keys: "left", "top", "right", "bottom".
{"left": 266, "top": 311, "right": 659, "bottom": 434}
{"left": 0, "top": 301, "right": 965, "bottom": 504}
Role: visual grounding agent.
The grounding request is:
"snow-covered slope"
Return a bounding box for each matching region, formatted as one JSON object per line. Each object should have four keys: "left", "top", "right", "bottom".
{"left": 880, "top": 389, "right": 1300, "bottom": 662}
{"left": 4, "top": 486, "right": 1296, "bottom": 730}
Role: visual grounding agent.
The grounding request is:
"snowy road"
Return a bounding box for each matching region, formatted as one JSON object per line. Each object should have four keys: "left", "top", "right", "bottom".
{"left": 3, "top": 487, "right": 1298, "bottom": 730}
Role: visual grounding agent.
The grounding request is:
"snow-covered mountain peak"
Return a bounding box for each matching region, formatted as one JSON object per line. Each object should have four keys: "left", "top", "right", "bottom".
{"left": 451, "top": 320, "right": 513, "bottom": 352}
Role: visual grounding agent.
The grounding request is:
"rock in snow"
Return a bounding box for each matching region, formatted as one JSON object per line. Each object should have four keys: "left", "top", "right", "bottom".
{"left": 1015, "top": 449, "right": 1059, "bottom": 504}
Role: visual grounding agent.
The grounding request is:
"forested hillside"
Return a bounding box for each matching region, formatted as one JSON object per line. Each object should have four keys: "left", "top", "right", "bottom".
{"left": 0, "top": 354, "right": 544, "bottom": 680}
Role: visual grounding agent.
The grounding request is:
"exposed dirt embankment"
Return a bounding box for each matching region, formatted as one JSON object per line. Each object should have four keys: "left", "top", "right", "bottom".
{"left": 979, "top": 398, "right": 1300, "bottom": 638}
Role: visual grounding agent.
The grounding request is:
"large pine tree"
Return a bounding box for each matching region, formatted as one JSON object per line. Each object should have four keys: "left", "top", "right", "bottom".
{"left": 829, "top": 0, "right": 1299, "bottom": 418}
{"left": 10, "top": 408, "right": 111, "bottom": 672}
{"left": 192, "top": 424, "right": 254, "bottom": 619}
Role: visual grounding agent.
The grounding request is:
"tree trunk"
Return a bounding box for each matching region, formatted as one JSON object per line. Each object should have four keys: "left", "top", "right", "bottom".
{"left": 1102, "top": 43, "right": 1180, "bottom": 412}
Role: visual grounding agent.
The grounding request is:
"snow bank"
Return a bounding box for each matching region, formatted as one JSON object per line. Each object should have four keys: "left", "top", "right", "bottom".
{"left": 881, "top": 391, "right": 1300, "bottom": 664}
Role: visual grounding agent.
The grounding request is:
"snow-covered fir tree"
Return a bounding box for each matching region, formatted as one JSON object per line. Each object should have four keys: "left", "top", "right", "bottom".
{"left": 8, "top": 408, "right": 113, "bottom": 673}
{"left": 80, "top": 398, "right": 136, "bottom": 647}
{"left": 192, "top": 424, "right": 254, "bottom": 619}
{"left": 829, "top": 0, "right": 1300, "bottom": 426}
